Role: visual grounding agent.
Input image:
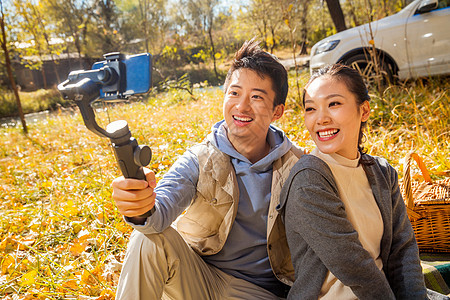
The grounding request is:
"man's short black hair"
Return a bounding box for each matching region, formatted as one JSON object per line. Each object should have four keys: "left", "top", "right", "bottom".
{"left": 224, "top": 39, "right": 288, "bottom": 108}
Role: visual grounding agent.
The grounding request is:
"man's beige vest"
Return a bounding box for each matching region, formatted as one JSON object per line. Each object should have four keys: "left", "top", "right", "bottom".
{"left": 175, "top": 138, "right": 303, "bottom": 285}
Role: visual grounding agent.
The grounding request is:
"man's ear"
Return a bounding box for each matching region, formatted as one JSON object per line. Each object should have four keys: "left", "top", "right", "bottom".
{"left": 361, "top": 101, "right": 370, "bottom": 122}
{"left": 272, "top": 104, "right": 285, "bottom": 121}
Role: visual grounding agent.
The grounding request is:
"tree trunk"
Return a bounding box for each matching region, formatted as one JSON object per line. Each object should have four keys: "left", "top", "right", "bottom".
{"left": 299, "top": 0, "right": 311, "bottom": 55}
{"left": 270, "top": 27, "right": 276, "bottom": 54}
{"left": 347, "top": 0, "right": 360, "bottom": 27}
{"left": 0, "top": 8, "right": 28, "bottom": 133}
{"left": 139, "top": 0, "right": 150, "bottom": 53}
{"left": 40, "top": 63, "right": 48, "bottom": 89}
{"left": 325, "top": 0, "right": 347, "bottom": 32}
{"left": 208, "top": 26, "right": 218, "bottom": 80}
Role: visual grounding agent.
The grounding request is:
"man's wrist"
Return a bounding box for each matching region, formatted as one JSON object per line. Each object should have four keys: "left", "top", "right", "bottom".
{"left": 126, "top": 216, "right": 147, "bottom": 225}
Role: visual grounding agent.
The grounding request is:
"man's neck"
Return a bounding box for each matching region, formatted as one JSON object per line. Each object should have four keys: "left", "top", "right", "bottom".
{"left": 229, "top": 135, "right": 270, "bottom": 164}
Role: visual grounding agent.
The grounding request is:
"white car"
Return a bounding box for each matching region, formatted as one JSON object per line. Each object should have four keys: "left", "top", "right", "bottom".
{"left": 309, "top": 0, "right": 450, "bottom": 84}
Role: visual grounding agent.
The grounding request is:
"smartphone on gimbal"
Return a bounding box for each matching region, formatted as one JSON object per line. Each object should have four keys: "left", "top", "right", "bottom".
{"left": 92, "top": 52, "right": 152, "bottom": 99}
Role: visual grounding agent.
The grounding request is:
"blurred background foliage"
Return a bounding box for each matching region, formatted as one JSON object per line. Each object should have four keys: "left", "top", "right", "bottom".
{"left": 0, "top": 0, "right": 411, "bottom": 91}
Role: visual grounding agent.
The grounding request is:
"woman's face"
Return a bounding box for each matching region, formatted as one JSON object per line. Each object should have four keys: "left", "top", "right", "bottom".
{"left": 303, "top": 76, "right": 370, "bottom": 160}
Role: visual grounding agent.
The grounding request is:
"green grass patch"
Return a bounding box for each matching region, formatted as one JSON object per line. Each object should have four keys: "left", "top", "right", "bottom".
{"left": 0, "top": 88, "right": 71, "bottom": 118}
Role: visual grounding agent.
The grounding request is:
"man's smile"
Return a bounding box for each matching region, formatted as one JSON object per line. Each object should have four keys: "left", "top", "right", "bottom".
{"left": 233, "top": 115, "right": 253, "bottom": 123}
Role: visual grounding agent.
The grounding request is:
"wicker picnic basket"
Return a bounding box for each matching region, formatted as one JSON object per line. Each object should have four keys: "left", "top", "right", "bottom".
{"left": 401, "top": 152, "right": 450, "bottom": 253}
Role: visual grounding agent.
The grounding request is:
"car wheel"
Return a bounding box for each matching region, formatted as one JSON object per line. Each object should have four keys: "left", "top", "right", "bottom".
{"left": 342, "top": 53, "right": 394, "bottom": 88}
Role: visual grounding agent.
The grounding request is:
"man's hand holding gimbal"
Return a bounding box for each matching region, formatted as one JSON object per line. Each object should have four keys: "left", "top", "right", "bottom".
{"left": 112, "top": 167, "right": 156, "bottom": 224}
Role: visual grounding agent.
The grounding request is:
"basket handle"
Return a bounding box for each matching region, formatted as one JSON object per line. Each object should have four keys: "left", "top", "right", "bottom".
{"left": 403, "top": 152, "right": 432, "bottom": 210}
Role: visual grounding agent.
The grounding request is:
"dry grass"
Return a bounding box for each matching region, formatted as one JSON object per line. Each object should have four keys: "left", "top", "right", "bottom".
{"left": 0, "top": 74, "right": 448, "bottom": 299}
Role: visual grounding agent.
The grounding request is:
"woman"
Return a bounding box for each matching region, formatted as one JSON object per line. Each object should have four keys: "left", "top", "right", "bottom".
{"left": 278, "top": 64, "right": 428, "bottom": 299}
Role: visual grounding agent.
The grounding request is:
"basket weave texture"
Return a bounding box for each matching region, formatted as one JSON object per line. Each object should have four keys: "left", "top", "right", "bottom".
{"left": 400, "top": 152, "right": 450, "bottom": 253}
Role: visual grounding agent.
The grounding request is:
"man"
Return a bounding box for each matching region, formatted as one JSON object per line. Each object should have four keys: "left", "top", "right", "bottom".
{"left": 112, "top": 39, "right": 303, "bottom": 299}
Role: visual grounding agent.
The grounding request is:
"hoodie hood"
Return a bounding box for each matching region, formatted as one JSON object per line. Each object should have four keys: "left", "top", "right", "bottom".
{"left": 206, "top": 120, "right": 292, "bottom": 172}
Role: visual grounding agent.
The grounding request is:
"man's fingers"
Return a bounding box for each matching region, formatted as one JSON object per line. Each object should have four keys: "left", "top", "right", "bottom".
{"left": 116, "top": 195, "right": 155, "bottom": 210}
{"left": 143, "top": 168, "right": 157, "bottom": 189}
{"left": 116, "top": 196, "right": 156, "bottom": 217}
{"left": 119, "top": 206, "right": 154, "bottom": 217}
{"left": 112, "top": 186, "right": 154, "bottom": 202}
{"left": 112, "top": 176, "right": 148, "bottom": 191}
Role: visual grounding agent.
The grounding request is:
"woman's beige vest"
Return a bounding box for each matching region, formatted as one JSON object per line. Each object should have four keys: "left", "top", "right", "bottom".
{"left": 174, "top": 139, "right": 303, "bottom": 285}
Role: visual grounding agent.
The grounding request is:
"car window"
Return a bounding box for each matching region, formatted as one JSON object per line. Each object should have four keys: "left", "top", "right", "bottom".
{"left": 438, "top": 0, "right": 449, "bottom": 8}
{"left": 415, "top": 0, "right": 449, "bottom": 14}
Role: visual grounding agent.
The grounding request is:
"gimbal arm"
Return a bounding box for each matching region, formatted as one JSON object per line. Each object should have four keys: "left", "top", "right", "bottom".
{"left": 58, "top": 77, "right": 109, "bottom": 138}
{"left": 58, "top": 71, "right": 155, "bottom": 218}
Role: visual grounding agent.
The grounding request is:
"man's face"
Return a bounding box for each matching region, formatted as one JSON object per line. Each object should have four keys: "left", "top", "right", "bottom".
{"left": 223, "top": 68, "right": 284, "bottom": 147}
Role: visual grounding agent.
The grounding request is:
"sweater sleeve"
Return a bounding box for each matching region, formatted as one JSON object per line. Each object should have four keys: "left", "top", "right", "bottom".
{"left": 382, "top": 163, "right": 428, "bottom": 299}
{"left": 282, "top": 157, "right": 395, "bottom": 299}
{"left": 125, "top": 148, "right": 199, "bottom": 234}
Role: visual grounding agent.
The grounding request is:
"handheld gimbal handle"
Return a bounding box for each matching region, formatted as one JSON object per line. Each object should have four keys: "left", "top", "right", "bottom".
{"left": 106, "top": 120, "right": 155, "bottom": 218}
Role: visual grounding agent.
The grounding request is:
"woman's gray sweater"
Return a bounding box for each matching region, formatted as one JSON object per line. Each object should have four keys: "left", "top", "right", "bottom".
{"left": 278, "top": 154, "right": 427, "bottom": 299}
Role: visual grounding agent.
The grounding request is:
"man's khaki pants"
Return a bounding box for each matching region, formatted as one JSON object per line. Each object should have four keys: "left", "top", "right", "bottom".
{"left": 115, "top": 226, "right": 282, "bottom": 300}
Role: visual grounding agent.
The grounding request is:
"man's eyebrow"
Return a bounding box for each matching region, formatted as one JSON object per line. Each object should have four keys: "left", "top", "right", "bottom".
{"left": 253, "top": 88, "right": 268, "bottom": 95}
{"left": 229, "top": 85, "right": 269, "bottom": 95}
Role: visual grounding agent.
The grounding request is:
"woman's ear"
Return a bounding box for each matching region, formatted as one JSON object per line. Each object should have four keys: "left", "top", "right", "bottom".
{"left": 361, "top": 101, "right": 370, "bottom": 122}
{"left": 272, "top": 104, "right": 285, "bottom": 121}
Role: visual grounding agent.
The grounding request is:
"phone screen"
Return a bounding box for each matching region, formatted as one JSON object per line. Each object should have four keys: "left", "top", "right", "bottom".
{"left": 92, "top": 53, "right": 152, "bottom": 99}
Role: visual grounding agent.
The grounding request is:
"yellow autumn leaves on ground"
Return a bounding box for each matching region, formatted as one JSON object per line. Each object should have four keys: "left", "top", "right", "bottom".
{"left": 0, "top": 77, "right": 449, "bottom": 298}
{"left": 0, "top": 88, "right": 224, "bottom": 299}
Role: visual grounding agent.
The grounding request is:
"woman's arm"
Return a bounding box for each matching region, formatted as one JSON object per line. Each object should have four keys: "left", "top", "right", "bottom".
{"left": 383, "top": 163, "right": 427, "bottom": 298}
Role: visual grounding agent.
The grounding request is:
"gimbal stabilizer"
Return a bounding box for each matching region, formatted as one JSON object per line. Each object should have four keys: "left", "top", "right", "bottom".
{"left": 58, "top": 53, "right": 155, "bottom": 218}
